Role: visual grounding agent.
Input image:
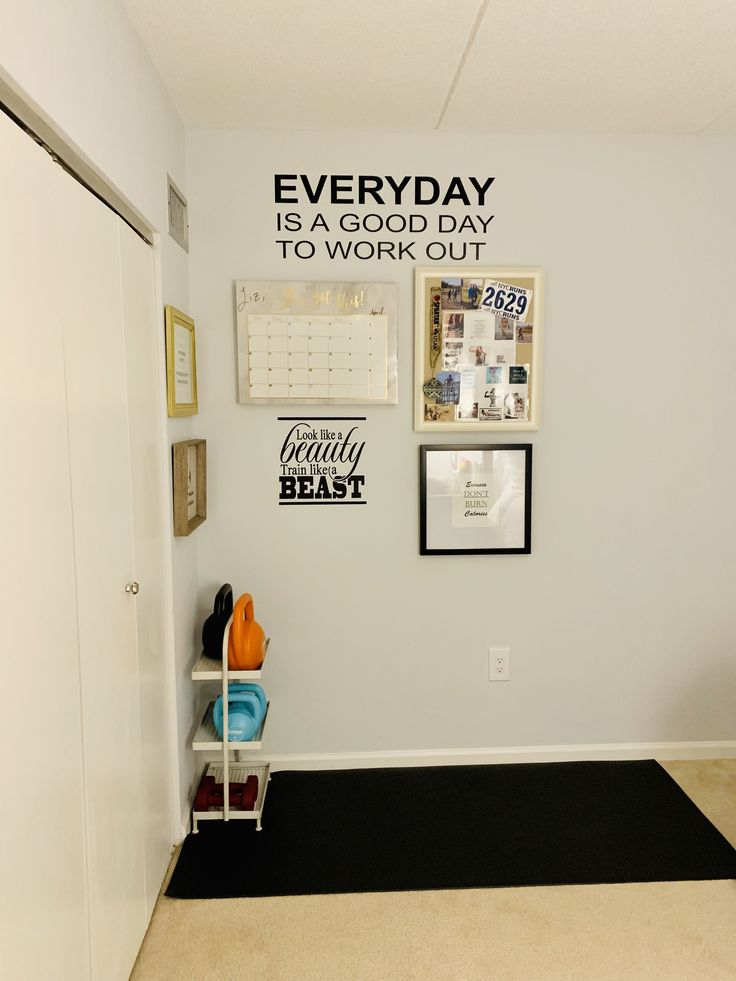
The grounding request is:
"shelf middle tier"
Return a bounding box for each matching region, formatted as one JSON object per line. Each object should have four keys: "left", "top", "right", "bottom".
{"left": 193, "top": 700, "right": 269, "bottom": 751}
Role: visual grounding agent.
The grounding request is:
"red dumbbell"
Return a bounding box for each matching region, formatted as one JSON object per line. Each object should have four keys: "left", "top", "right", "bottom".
{"left": 194, "top": 774, "right": 259, "bottom": 812}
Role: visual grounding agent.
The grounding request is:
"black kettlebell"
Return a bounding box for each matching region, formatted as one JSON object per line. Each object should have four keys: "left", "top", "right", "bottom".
{"left": 202, "top": 584, "right": 233, "bottom": 660}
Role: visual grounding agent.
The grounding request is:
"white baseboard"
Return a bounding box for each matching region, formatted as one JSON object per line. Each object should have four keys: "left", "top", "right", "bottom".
{"left": 261, "top": 741, "right": 736, "bottom": 772}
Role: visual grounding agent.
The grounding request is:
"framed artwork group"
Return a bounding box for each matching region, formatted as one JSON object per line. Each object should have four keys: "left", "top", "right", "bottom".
{"left": 173, "top": 267, "right": 543, "bottom": 550}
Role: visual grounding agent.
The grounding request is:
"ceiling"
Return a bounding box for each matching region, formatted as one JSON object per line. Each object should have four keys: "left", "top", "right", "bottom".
{"left": 120, "top": 0, "right": 736, "bottom": 134}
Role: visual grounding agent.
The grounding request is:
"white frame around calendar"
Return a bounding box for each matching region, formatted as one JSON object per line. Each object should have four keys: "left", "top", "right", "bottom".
{"left": 235, "top": 280, "right": 398, "bottom": 405}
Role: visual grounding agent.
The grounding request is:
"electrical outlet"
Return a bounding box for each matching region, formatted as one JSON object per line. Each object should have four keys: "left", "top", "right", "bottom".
{"left": 488, "top": 647, "right": 510, "bottom": 681}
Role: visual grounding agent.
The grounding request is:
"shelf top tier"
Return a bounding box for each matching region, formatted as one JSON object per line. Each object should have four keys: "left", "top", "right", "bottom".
{"left": 192, "top": 637, "right": 270, "bottom": 681}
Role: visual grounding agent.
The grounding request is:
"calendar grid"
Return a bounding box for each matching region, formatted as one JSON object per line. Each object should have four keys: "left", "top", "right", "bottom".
{"left": 247, "top": 314, "right": 389, "bottom": 401}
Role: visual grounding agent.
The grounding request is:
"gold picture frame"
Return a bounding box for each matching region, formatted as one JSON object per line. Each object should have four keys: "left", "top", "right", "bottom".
{"left": 165, "top": 305, "right": 198, "bottom": 416}
{"left": 172, "top": 439, "right": 207, "bottom": 536}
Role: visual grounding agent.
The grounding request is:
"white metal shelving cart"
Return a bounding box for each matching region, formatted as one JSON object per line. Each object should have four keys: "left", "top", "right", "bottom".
{"left": 190, "top": 614, "right": 271, "bottom": 832}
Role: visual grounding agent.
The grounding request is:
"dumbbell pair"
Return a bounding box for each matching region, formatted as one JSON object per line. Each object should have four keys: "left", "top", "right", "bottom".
{"left": 213, "top": 683, "right": 267, "bottom": 742}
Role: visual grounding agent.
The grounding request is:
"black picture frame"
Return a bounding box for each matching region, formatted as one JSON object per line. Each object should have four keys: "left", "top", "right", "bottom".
{"left": 419, "top": 444, "right": 532, "bottom": 555}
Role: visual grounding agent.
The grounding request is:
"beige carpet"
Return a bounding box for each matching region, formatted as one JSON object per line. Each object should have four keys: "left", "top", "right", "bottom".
{"left": 131, "top": 760, "right": 736, "bottom": 981}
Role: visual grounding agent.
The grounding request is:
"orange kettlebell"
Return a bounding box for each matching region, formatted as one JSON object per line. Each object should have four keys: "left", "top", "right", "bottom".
{"left": 228, "top": 593, "right": 266, "bottom": 670}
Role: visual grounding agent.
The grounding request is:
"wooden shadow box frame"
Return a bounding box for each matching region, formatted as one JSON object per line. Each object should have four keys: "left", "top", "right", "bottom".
{"left": 172, "top": 439, "right": 207, "bottom": 536}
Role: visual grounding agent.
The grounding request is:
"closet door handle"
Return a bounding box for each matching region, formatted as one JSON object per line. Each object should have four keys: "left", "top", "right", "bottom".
{"left": 125, "top": 581, "right": 140, "bottom": 595}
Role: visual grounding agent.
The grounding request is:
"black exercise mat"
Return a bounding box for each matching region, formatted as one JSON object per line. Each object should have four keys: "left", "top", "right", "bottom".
{"left": 166, "top": 760, "right": 736, "bottom": 898}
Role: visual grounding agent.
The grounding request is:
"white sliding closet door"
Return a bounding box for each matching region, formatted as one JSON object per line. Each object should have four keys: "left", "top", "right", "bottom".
{"left": 0, "top": 107, "right": 174, "bottom": 981}
{"left": 119, "top": 223, "right": 174, "bottom": 916}
{"left": 0, "top": 108, "right": 91, "bottom": 981}
{"left": 56, "top": 169, "right": 147, "bottom": 980}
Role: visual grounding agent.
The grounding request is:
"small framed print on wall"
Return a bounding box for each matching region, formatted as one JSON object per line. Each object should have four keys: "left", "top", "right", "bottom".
{"left": 420, "top": 444, "right": 532, "bottom": 555}
{"left": 415, "top": 267, "right": 543, "bottom": 432}
{"left": 165, "top": 305, "right": 198, "bottom": 417}
{"left": 172, "top": 439, "right": 207, "bottom": 536}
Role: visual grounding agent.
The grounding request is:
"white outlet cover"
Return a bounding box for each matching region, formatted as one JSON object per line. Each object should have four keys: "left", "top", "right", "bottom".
{"left": 488, "top": 647, "right": 510, "bottom": 681}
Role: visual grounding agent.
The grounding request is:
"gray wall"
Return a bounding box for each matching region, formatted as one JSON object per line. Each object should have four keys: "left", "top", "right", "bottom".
{"left": 186, "top": 130, "right": 736, "bottom": 758}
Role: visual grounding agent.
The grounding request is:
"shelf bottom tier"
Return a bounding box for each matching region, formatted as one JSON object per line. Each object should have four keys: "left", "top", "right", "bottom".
{"left": 192, "top": 762, "right": 270, "bottom": 832}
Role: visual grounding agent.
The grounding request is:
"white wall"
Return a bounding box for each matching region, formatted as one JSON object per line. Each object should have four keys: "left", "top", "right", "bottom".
{"left": 0, "top": 0, "right": 196, "bottom": 827}
{"left": 187, "top": 130, "right": 736, "bottom": 759}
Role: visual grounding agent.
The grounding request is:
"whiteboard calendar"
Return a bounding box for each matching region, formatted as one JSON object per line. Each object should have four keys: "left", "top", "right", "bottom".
{"left": 247, "top": 314, "right": 387, "bottom": 400}
{"left": 236, "top": 280, "right": 398, "bottom": 404}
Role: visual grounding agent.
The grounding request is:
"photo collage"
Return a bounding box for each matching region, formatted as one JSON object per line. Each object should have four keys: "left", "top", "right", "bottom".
{"left": 422, "top": 277, "right": 534, "bottom": 425}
